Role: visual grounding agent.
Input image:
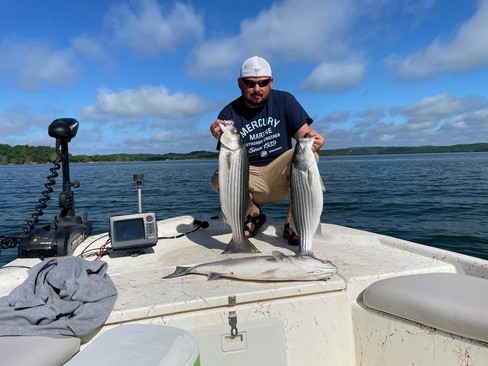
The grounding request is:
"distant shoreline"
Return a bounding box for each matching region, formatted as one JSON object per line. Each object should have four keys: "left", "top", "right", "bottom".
{"left": 1, "top": 143, "right": 487, "bottom": 165}
{"left": 320, "top": 143, "right": 488, "bottom": 156}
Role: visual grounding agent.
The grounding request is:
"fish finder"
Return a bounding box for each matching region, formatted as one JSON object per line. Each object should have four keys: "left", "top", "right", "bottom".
{"left": 109, "top": 212, "right": 158, "bottom": 251}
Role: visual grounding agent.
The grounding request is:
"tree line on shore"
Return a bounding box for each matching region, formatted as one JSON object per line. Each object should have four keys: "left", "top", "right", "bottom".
{"left": 1, "top": 143, "right": 488, "bottom": 165}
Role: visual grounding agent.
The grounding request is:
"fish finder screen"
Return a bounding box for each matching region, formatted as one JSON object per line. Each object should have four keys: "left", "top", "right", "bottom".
{"left": 113, "top": 218, "right": 145, "bottom": 242}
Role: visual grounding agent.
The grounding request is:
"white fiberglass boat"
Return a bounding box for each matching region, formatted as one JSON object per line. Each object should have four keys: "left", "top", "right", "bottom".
{"left": 1, "top": 214, "right": 488, "bottom": 366}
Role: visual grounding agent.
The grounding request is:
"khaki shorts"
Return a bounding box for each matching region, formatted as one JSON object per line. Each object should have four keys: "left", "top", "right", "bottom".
{"left": 248, "top": 149, "right": 294, "bottom": 204}
{"left": 212, "top": 149, "right": 318, "bottom": 205}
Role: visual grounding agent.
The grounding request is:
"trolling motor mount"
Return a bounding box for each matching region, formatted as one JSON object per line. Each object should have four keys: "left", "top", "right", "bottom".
{"left": 18, "top": 118, "right": 92, "bottom": 258}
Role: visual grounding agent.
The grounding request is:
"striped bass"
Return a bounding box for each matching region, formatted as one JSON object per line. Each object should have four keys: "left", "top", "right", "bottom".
{"left": 218, "top": 120, "right": 260, "bottom": 254}
{"left": 290, "top": 136, "right": 325, "bottom": 257}
{"left": 163, "top": 251, "right": 337, "bottom": 281}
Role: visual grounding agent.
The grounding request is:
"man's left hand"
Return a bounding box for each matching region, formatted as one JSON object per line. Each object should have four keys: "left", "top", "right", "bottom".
{"left": 305, "top": 130, "right": 325, "bottom": 152}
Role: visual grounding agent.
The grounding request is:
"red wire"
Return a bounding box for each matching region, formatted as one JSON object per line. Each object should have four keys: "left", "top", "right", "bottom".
{"left": 95, "top": 238, "right": 110, "bottom": 260}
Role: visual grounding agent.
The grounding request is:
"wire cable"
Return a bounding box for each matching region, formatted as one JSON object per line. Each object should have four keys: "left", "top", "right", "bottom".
{"left": 157, "top": 219, "right": 209, "bottom": 239}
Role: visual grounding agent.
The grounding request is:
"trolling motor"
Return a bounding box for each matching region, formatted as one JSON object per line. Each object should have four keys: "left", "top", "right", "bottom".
{"left": 18, "top": 118, "right": 92, "bottom": 258}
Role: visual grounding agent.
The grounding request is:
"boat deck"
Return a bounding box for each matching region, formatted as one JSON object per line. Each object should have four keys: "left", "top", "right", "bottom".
{"left": 2, "top": 216, "right": 487, "bottom": 366}
{"left": 95, "top": 216, "right": 459, "bottom": 324}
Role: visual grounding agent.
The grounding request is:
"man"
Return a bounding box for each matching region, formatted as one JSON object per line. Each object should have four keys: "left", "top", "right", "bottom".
{"left": 210, "top": 55, "right": 325, "bottom": 245}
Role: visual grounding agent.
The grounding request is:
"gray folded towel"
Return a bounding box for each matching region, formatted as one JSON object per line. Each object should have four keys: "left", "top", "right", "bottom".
{"left": 0, "top": 256, "right": 117, "bottom": 338}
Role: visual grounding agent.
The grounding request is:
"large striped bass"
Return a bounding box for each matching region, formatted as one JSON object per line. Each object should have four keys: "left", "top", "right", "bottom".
{"left": 218, "top": 120, "right": 260, "bottom": 254}
{"left": 163, "top": 251, "right": 337, "bottom": 281}
{"left": 290, "top": 136, "right": 325, "bottom": 257}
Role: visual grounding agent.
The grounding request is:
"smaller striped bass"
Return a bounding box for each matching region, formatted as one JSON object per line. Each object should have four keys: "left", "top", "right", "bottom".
{"left": 163, "top": 251, "right": 337, "bottom": 281}
{"left": 290, "top": 136, "right": 325, "bottom": 257}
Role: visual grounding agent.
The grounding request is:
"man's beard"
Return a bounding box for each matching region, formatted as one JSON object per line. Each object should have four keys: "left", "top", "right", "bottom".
{"left": 246, "top": 93, "right": 265, "bottom": 107}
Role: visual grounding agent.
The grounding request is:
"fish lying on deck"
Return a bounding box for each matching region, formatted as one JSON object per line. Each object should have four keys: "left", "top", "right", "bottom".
{"left": 163, "top": 251, "right": 337, "bottom": 281}
{"left": 290, "top": 136, "right": 325, "bottom": 257}
{"left": 218, "top": 120, "right": 260, "bottom": 254}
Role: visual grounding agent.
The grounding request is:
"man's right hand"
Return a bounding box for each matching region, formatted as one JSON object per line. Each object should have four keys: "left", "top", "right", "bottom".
{"left": 210, "top": 119, "right": 224, "bottom": 140}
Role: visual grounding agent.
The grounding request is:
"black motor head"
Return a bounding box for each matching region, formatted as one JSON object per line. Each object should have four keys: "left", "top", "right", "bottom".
{"left": 48, "top": 118, "right": 79, "bottom": 141}
{"left": 133, "top": 174, "right": 144, "bottom": 185}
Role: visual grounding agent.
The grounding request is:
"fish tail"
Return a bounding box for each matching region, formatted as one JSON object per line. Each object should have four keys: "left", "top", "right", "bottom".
{"left": 222, "top": 237, "right": 261, "bottom": 254}
{"left": 163, "top": 266, "right": 192, "bottom": 278}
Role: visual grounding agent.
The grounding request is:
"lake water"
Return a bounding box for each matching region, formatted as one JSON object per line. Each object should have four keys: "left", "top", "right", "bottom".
{"left": 1, "top": 153, "right": 487, "bottom": 265}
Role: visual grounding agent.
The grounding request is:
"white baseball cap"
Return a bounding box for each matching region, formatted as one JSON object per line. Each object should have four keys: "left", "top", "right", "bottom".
{"left": 240, "top": 56, "right": 272, "bottom": 78}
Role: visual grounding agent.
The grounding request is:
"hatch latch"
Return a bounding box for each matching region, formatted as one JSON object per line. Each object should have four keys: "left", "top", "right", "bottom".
{"left": 228, "top": 311, "right": 238, "bottom": 337}
{"left": 228, "top": 295, "right": 236, "bottom": 306}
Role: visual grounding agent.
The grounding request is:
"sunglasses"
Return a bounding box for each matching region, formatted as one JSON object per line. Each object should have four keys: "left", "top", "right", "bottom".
{"left": 242, "top": 78, "right": 271, "bottom": 88}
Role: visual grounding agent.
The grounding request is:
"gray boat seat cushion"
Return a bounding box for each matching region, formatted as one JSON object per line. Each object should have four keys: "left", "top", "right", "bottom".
{"left": 65, "top": 324, "right": 200, "bottom": 366}
{"left": 0, "top": 336, "right": 80, "bottom": 366}
{"left": 363, "top": 273, "right": 488, "bottom": 343}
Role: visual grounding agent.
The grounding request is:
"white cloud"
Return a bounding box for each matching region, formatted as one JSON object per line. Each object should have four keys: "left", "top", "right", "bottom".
{"left": 106, "top": 0, "right": 204, "bottom": 56}
{"left": 237, "top": 0, "right": 352, "bottom": 60}
{"left": 75, "top": 119, "right": 216, "bottom": 155}
{"left": 80, "top": 85, "right": 210, "bottom": 120}
{"left": 355, "top": 105, "right": 386, "bottom": 127}
{"left": 190, "top": 38, "right": 244, "bottom": 80}
{"left": 301, "top": 61, "right": 366, "bottom": 92}
{"left": 390, "top": 94, "right": 488, "bottom": 141}
{"left": 325, "top": 93, "right": 488, "bottom": 148}
{"left": 0, "top": 106, "right": 57, "bottom": 146}
{"left": 191, "top": 0, "right": 357, "bottom": 79}
{"left": 387, "top": 1, "right": 488, "bottom": 80}
{"left": 0, "top": 37, "right": 80, "bottom": 91}
{"left": 444, "top": 118, "right": 468, "bottom": 129}
{"left": 390, "top": 93, "right": 487, "bottom": 120}
{"left": 404, "top": 0, "right": 438, "bottom": 26}
{"left": 70, "top": 35, "right": 106, "bottom": 60}
{"left": 441, "top": 107, "right": 488, "bottom": 133}
{"left": 471, "top": 106, "right": 488, "bottom": 121}
{"left": 322, "top": 111, "right": 352, "bottom": 124}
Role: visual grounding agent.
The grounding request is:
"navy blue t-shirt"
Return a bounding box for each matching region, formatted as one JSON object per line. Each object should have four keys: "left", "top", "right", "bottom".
{"left": 217, "top": 89, "right": 312, "bottom": 166}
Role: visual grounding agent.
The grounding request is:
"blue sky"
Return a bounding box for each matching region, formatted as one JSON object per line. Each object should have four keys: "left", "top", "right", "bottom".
{"left": 0, "top": 0, "right": 487, "bottom": 155}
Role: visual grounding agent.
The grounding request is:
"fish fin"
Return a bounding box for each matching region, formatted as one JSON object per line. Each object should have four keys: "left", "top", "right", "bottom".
{"left": 207, "top": 272, "right": 223, "bottom": 280}
{"left": 245, "top": 197, "right": 253, "bottom": 217}
{"left": 296, "top": 249, "right": 316, "bottom": 258}
{"left": 313, "top": 223, "right": 323, "bottom": 238}
{"left": 306, "top": 169, "right": 326, "bottom": 192}
{"left": 289, "top": 219, "right": 297, "bottom": 235}
{"left": 163, "top": 266, "right": 192, "bottom": 279}
{"left": 307, "top": 169, "right": 314, "bottom": 188}
{"left": 222, "top": 238, "right": 261, "bottom": 254}
{"left": 271, "top": 251, "right": 288, "bottom": 261}
{"left": 220, "top": 208, "right": 228, "bottom": 225}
